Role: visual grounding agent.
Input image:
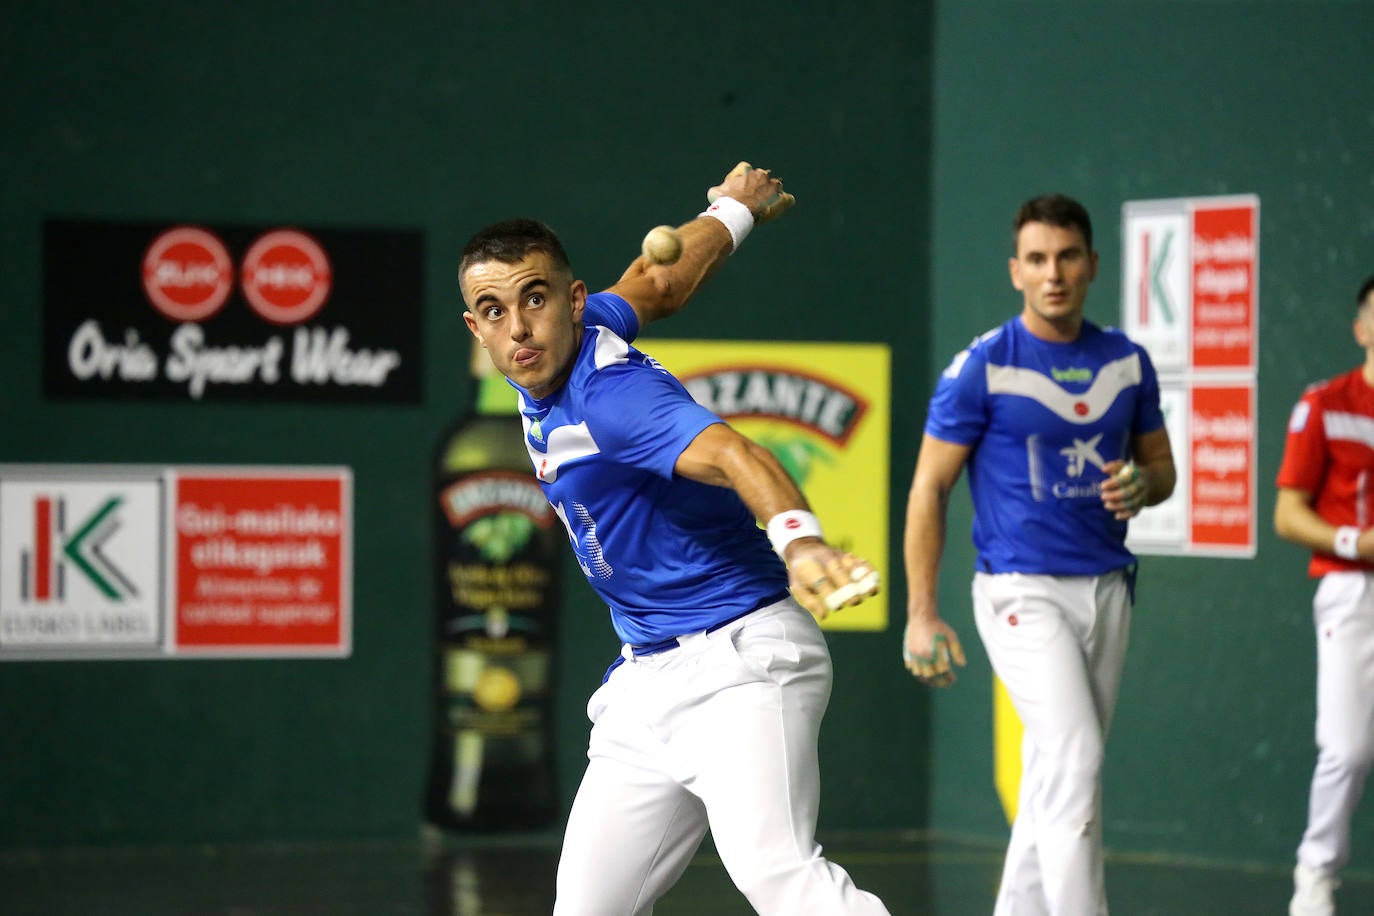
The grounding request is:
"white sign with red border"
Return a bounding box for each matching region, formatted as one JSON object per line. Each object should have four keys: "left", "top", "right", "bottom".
{"left": 0, "top": 465, "right": 351, "bottom": 660}
{"left": 1121, "top": 194, "right": 1259, "bottom": 558}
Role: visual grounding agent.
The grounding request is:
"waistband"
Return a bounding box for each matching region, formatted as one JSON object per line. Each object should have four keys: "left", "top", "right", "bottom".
{"left": 627, "top": 589, "right": 792, "bottom": 658}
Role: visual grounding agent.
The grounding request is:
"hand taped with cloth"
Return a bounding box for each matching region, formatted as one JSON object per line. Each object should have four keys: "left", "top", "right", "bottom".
{"left": 784, "top": 541, "right": 881, "bottom": 621}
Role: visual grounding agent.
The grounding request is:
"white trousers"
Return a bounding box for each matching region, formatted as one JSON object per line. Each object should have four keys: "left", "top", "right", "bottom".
{"left": 1296, "top": 571, "right": 1374, "bottom": 875}
{"left": 973, "top": 570, "right": 1133, "bottom": 916}
{"left": 554, "top": 597, "right": 888, "bottom": 916}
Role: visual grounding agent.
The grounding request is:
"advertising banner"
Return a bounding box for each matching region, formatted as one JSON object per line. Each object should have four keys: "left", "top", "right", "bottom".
{"left": 44, "top": 221, "right": 423, "bottom": 403}
{"left": 643, "top": 340, "right": 891, "bottom": 631}
{"left": 1121, "top": 195, "right": 1258, "bottom": 375}
{"left": 0, "top": 465, "right": 351, "bottom": 660}
{"left": 1121, "top": 195, "right": 1259, "bottom": 558}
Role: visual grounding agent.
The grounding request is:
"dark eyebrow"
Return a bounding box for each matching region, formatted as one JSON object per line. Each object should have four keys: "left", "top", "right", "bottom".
{"left": 472, "top": 278, "right": 549, "bottom": 309}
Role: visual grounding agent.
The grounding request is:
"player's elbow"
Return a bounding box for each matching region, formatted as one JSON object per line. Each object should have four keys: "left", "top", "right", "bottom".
{"left": 1149, "top": 466, "right": 1177, "bottom": 504}
{"left": 643, "top": 271, "right": 692, "bottom": 320}
{"left": 1272, "top": 490, "right": 1309, "bottom": 544}
{"left": 1273, "top": 506, "right": 1296, "bottom": 542}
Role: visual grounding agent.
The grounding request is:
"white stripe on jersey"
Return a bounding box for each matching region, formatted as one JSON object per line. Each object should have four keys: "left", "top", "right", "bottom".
{"left": 985, "top": 353, "right": 1142, "bottom": 424}
{"left": 1324, "top": 410, "right": 1374, "bottom": 450}
{"left": 591, "top": 324, "right": 631, "bottom": 369}
{"left": 523, "top": 418, "right": 601, "bottom": 483}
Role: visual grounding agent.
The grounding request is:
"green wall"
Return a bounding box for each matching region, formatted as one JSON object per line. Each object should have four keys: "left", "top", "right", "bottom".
{"left": 6, "top": 0, "right": 1371, "bottom": 875}
{"left": 927, "top": 2, "right": 1374, "bottom": 867}
{"left": 0, "top": 2, "right": 933, "bottom": 845}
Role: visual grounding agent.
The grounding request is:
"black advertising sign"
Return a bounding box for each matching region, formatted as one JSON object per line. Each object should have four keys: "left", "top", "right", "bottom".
{"left": 44, "top": 220, "right": 423, "bottom": 402}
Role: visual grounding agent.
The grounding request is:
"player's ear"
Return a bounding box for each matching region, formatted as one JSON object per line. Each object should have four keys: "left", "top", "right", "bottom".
{"left": 1008, "top": 256, "right": 1024, "bottom": 291}
{"left": 1354, "top": 314, "right": 1370, "bottom": 349}
{"left": 570, "top": 279, "right": 588, "bottom": 322}
{"left": 462, "top": 309, "right": 482, "bottom": 341}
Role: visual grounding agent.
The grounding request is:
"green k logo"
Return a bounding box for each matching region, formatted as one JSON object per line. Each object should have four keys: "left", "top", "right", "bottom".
{"left": 62, "top": 497, "right": 138, "bottom": 600}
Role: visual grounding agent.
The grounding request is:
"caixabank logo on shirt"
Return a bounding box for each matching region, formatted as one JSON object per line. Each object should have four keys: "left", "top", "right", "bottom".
{"left": 43, "top": 220, "right": 422, "bottom": 402}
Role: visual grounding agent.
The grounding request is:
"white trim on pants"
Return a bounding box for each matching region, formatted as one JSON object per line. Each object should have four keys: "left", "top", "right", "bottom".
{"left": 973, "top": 569, "right": 1132, "bottom": 916}
{"left": 553, "top": 596, "right": 889, "bottom": 915}
{"left": 1296, "top": 570, "right": 1374, "bottom": 875}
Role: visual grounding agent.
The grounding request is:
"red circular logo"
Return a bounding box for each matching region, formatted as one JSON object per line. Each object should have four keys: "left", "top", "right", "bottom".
{"left": 785, "top": 518, "right": 801, "bottom": 530}
{"left": 240, "top": 229, "right": 332, "bottom": 325}
{"left": 1074, "top": 402, "right": 1089, "bottom": 416}
{"left": 1008, "top": 614, "right": 1019, "bottom": 627}
{"left": 142, "top": 227, "right": 233, "bottom": 322}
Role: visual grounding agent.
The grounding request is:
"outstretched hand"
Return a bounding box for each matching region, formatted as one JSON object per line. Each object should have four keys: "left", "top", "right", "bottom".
{"left": 783, "top": 539, "right": 879, "bottom": 621}
{"left": 707, "top": 161, "right": 796, "bottom": 224}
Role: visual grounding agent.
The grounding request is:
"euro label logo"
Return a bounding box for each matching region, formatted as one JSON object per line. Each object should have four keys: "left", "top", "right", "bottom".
{"left": 25, "top": 495, "right": 137, "bottom": 602}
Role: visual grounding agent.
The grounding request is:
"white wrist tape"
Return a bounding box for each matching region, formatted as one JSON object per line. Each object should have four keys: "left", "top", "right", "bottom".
{"left": 1334, "top": 526, "right": 1361, "bottom": 560}
{"left": 766, "top": 509, "right": 823, "bottom": 557}
{"left": 700, "top": 196, "right": 754, "bottom": 251}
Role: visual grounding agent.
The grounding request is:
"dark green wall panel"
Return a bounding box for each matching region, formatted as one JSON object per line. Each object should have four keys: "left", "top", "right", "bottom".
{"left": 0, "top": 1, "right": 934, "bottom": 845}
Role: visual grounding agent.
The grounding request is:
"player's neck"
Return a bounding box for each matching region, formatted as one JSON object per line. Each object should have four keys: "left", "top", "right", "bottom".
{"left": 1019, "top": 311, "right": 1082, "bottom": 344}
{"left": 1363, "top": 355, "right": 1374, "bottom": 387}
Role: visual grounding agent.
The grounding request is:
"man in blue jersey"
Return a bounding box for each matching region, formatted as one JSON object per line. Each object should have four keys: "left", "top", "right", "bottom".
{"left": 458, "top": 163, "right": 889, "bottom": 915}
{"left": 902, "top": 194, "right": 1176, "bottom": 915}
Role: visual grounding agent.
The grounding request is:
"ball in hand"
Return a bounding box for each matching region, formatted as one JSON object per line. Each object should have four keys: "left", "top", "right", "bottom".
{"left": 641, "top": 225, "right": 683, "bottom": 265}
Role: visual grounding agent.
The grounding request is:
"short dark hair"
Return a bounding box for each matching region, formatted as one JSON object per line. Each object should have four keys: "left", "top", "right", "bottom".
{"left": 459, "top": 218, "right": 572, "bottom": 299}
{"left": 1013, "top": 194, "right": 1093, "bottom": 253}
{"left": 1357, "top": 274, "right": 1374, "bottom": 311}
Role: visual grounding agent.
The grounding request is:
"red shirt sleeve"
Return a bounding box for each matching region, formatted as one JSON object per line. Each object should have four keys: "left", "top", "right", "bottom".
{"left": 1275, "top": 390, "right": 1328, "bottom": 493}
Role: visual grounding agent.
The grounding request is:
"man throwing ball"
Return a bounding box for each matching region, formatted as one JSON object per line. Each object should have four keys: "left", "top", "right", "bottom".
{"left": 458, "top": 162, "right": 888, "bottom": 914}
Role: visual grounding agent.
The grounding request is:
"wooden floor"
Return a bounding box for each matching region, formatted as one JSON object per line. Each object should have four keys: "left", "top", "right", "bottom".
{"left": 3, "top": 830, "right": 1372, "bottom": 914}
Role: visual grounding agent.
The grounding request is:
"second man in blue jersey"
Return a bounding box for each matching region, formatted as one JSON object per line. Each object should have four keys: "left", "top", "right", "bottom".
{"left": 902, "top": 194, "right": 1177, "bottom": 915}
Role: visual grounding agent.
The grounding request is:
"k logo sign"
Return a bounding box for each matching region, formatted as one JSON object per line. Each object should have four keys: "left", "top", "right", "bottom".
{"left": 1, "top": 475, "right": 164, "bottom": 649}
{"left": 35, "top": 495, "right": 138, "bottom": 602}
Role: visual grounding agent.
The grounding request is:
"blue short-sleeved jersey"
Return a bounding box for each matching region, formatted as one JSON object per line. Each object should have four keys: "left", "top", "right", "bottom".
{"left": 925, "top": 317, "right": 1166, "bottom": 576}
{"left": 509, "top": 292, "right": 787, "bottom": 645}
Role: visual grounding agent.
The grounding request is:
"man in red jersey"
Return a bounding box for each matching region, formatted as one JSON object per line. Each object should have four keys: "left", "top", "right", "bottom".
{"left": 1275, "top": 275, "right": 1374, "bottom": 916}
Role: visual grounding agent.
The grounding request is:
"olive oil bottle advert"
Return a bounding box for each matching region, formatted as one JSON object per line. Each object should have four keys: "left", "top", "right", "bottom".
{"left": 426, "top": 343, "right": 561, "bottom": 830}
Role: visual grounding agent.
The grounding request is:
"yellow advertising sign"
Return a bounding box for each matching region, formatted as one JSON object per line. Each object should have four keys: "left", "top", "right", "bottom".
{"left": 641, "top": 339, "right": 890, "bottom": 631}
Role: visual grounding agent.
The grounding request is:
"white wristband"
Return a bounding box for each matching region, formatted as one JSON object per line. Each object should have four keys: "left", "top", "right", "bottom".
{"left": 700, "top": 196, "right": 754, "bottom": 251}
{"left": 766, "top": 509, "right": 823, "bottom": 557}
{"left": 1334, "top": 526, "right": 1361, "bottom": 560}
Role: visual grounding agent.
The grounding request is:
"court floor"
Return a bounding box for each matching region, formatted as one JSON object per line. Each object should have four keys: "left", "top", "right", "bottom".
{"left": 4, "top": 830, "right": 1372, "bottom": 914}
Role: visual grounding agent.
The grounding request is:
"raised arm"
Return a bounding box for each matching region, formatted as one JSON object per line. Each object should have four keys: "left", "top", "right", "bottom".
{"left": 606, "top": 162, "right": 794, "bottom": 329}
{"left": 673, "top": 422, "right": 878, "bottom": 621}
{"left": 902, "top": 434, "right": 970, "bottom": 686}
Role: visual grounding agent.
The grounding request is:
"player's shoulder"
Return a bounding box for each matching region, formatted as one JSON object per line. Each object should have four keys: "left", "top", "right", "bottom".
{"left": 1086, "top": 320, "right": 1146, "bottom": 355}
{"left": 1285, "top": 370, "right": 1362, "bottom": 435}
{"left": 1302, "top": 367, "right": 1361, "bottom": 400}
{"left": 940, "top": 320, "right": 1007, "bottom": 380}
{"left": 585, "top": 291, "right": 639, "bottom": 341}
{"left": 571, "top": 326, "right": 673, "bottom": 395}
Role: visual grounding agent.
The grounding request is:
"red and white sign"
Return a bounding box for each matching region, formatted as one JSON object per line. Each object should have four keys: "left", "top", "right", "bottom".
{"left": 0, "top": 465, "right": 351, "bottom": 661}
{"left": 240, "top": 229, "right": 333, "bottom": 325}
{"left": 1122, "top": 195, "right": 1259, "bottom": 558}
{"left": 172, "top": 470, "right": 350, "bottom": 654}
{"left": 1191, "top": 205, "right": 1258, "bottom": 371}
{"left": 142, "top": 227, "right": 234, "bottom": 322}
{"left": 1188, "top": 385, "right": 1255, "bottom": 551}
{"left": 1122, "top": 195, "right": 1259, "bottom": 375}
